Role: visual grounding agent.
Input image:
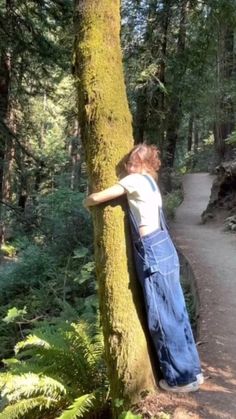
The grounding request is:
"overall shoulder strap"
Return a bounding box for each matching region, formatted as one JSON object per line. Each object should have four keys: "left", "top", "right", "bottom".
{"left": 142, "top": 174, "right": 158, "bottom": 191}
{"left": 142, "top": 174, "right": 168, "bottom": 231}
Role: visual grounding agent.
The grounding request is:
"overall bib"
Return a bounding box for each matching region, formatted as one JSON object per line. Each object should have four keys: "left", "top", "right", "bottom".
{"left": 128, "top": 175, "right": 201, "bottom": 386}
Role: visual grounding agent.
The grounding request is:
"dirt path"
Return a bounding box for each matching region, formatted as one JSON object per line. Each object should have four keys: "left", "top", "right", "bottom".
{"left": 169, "top": 173, "right": 236, "bottom": 419}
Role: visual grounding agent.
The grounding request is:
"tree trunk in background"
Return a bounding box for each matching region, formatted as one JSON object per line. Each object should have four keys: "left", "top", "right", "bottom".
{"left": 74, "top": 0, "right": 156, "bottom": 412}
{"left": 193, "top": 117, "right": 199, "bottom": 152}
{"left": 2, "top": 104, "right": 15, "bottom": 203}
{"left": 165, "top": 0, "right": 188, "bottom": 167}
{"left": 0, "top": 0, "right": 14, "bottom": 244}
{"left": 0, "top": 50, "right": 11, "bottom": 202}
{"left": 0, "top": 46, "right": 11, "bottom": 244}
{"left": 158, "top": 0, "right": 171, "bottom": 151}
{"left": 134, "top": 86, "right": 147, "bottom": 143}
{"left": 187, "top": 113, "right": 194, "bottom": 152}
{"left": 214, "top": 27, "right": 235, "bottom": 163}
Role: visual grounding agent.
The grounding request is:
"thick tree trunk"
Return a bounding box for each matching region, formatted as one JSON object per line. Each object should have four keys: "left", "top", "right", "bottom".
{"left": 74, "top": 0, "right": 156, "bottom": 412}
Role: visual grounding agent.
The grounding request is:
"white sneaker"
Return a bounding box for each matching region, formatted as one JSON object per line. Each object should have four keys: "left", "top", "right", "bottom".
{"left": 159, "top": 379, "right": 199, "bottom": 393}
{"left": 197, "top": 373, "right": 204, "bottom": 385}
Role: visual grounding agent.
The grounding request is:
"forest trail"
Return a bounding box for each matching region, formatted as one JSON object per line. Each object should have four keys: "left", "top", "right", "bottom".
{"left": 168, "top": 173, "right": 236, "bottom": 419}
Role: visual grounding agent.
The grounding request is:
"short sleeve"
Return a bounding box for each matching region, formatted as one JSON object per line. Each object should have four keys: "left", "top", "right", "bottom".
{"left": 118, "top": 174, "right": 140, "bottom": 194}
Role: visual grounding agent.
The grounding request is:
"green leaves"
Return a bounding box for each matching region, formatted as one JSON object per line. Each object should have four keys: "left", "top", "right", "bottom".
{"left": 3, "top": 307, "right": 27, "bottom": 324}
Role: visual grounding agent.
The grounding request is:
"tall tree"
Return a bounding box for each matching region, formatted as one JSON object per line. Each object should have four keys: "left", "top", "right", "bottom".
{"left": 165, "top": 0, "right": 188, "bottom": 167}
{"left": 74, "top": 0, "right": 156, "bottom": 412}
{"left": 212, "top": 2, "right": 235, "bottom": 162}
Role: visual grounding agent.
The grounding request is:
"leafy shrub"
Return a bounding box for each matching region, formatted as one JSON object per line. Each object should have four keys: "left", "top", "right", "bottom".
{"left": 36, "top": 188, "right": 92, "bottom": 258}
{"left": 0, "top": 185, "right": 96, "bottom": 360}
{"left": 0, "top": 236, "right": 97, "bottom": 359}
{"left": 0, "top": 245, "right": 57, "bottom": 305}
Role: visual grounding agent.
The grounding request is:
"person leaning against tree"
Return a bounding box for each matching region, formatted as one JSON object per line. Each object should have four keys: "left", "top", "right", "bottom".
{"left": 83, "top": 143, "right": 204, "bottom": 393}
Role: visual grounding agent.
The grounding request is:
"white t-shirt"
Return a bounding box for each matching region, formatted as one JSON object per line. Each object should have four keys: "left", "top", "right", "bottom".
{"left": 118, "top": 173, "right": 162, "bottom": 229}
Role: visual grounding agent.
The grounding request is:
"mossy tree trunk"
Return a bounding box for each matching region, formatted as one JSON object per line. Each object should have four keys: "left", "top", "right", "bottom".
{"left": 74, "top": 0, "right": 156, "bottom": 412}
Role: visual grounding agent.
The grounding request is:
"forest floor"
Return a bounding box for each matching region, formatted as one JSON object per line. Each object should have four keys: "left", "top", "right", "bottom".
{"left": 139, "top": 173, "right": 236, "bottom": 419}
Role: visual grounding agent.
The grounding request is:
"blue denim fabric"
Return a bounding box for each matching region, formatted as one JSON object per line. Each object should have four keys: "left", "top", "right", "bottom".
{"left": 129, "top": 177, "right": 201, "bottom": 386}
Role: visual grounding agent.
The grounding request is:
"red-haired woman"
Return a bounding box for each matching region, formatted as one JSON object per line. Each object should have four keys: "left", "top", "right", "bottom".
{"left": 84, "top": 144, "right": 203, "bottom": 392}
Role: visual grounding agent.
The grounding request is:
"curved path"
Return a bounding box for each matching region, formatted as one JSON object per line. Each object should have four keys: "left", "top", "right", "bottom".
{"left": 170, "top": 173, "right": 236, "bottom": 419}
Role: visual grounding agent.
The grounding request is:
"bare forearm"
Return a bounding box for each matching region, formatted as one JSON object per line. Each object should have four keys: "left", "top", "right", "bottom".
{"left": 84, "top": 193, "right": 105, "bottom": 207}
{"left": 83, "top": 184, "right": 126, "bottom": 208}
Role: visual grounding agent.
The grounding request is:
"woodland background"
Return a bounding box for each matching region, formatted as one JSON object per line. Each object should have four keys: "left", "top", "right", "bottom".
{"left": 0, "top": 1, "right": 236, "bottom": 418}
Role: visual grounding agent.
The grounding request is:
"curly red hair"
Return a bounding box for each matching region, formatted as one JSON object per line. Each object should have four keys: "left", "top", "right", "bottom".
{"left": 124, "top": 143, "right": 161, "bottom": 180}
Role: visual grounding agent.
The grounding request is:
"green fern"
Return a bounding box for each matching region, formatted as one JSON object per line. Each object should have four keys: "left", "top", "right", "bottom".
{"left": 0, "top": 373, "right": 66, "bottom": 402}
{"left": 56, "top": 394, "right": 95, "bottom": 419}
{"left": 0, "top": 396, "right": 57, "bottom": 419}
{"left": 15, "top": 335, "right": 51, "bottom": 353}
{"left": 0, "top": 319, "right": 109, "bottom": 418}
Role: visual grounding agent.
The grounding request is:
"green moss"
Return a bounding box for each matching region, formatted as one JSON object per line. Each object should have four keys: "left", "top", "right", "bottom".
{"left": 74, "top": 0, "right": 156, "bottom": 410}
{"left": 74, "top": 0, "right": 133, "bottom": 189}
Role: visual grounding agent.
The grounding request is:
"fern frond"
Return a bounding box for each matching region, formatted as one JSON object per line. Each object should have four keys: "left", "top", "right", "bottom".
{"left": 15, "top": 335, "right": 51, "bottom": 354}
{"left": 0, "top": 373, "right": 66, "bottom": 402}
{"left": 0, "top": 319, "right": 108, "bottom": 418}
{"left": 2, "top": 359, "right": 21, "bottom": 367}
{"left": 0, "top": 395, "right": 57, "bottom": 418}
{"left": 56, "top": 393, "right": 95, "bottom": 419}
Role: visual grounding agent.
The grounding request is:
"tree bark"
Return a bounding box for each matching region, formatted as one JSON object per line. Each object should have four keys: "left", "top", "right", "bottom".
{"left": 74, "top": 0, "right": 156, "bottom": 412}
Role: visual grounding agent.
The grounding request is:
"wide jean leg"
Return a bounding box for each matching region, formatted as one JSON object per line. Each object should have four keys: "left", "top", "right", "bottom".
{"left": 129, "top": 212, "right": 201, "bottom": 387}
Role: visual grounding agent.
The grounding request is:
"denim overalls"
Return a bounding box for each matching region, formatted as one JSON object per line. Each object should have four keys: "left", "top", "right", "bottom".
{"left": 128, "top": 175, "right": 201, "bottom": 386}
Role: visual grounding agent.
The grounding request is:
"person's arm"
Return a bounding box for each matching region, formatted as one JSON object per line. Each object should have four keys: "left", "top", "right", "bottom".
{"left": 83, "top": 184, "right": 126, "bottom": 208}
